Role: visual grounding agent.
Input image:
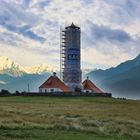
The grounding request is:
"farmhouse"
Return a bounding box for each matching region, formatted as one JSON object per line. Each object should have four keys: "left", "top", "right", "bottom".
{"left": 82, "top": 77, "right": 103, "bottom": 93}
{"left": 39, "top": 73, "right": 104, "bottom": 93}
{"left": 39, "top": 72, "right": 70, "bottom": 93}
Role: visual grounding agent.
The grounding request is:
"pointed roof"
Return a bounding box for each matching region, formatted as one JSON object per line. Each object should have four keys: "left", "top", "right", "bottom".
{"left": 82, "top": 77, "right": 103, "bottom": 93}
{"left": 65, "top": 22, "right": 80, "bottom": 30}
{"left": 39, "top": 73, "right": 71, "bottom": 92}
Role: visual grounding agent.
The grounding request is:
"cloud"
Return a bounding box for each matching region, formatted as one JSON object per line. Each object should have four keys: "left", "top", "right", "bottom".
{"left": 0, "top": 24, "right": 45, "bottom": 43}
{"left": 104, "top": 0, "right": 140, "bottom": 24}
{"left": 0, "top": 0, "right": 140, "bottom": 70}
{"left": 81, "top": 20, "right": 140, "bottom": 68}
{"left": 0, "top": 81, "right": 6, "bottom": 85}
{"left": 0, "top": 0, "right": 45, "bottom": 43}
{"left": 82, "top": 20, "right": 140, "bottom": 52}
{"left": 83, "top": 21, "right": 133, "bottom": 45}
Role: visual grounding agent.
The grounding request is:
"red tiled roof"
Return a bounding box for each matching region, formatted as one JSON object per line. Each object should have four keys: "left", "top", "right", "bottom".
{"left": 39, "top": 76, "right": 71, "bottom": 92}
{"left": 82, "top": 79, "right": 103, "bottom": 93}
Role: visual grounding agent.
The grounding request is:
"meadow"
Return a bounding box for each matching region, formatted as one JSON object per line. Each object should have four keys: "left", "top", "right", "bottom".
{"left": 0, "top": 96, "right": 139, "bottom": 140}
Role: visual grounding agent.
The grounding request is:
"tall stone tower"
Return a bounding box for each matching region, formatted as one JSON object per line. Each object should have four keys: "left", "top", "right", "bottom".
{"left": 60, "top": 23, "right": 82, "bottom": 91}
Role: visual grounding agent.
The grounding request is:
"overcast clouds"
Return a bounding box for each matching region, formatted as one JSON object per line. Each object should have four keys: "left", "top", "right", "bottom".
{"left": 0, "top": 0, "right": 140, "bottom": 69}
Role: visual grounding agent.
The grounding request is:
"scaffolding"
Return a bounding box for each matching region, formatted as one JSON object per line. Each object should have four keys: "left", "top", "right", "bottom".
{"left": 60, "top": 27, "right": 66, "bottom": 81}
{"left": 60, "top": 23, "right": 82, "bottom": 91}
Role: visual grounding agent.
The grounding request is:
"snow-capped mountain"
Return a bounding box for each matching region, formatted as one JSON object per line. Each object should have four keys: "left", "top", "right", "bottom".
{"left": 25, "top": 64, "right": 56, "bottom": 74}
{"left": 0, "top": 56, "right": 56, "bottom": 76}
{"left": 0, "top": 56, "right": 26, "bottom": 77}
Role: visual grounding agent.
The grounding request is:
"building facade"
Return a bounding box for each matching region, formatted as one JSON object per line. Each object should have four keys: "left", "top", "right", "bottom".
{"left": 39, "top": 23, "right": 104, "bottom": 94}
{"left": 39, "top": 72, "right": 70, "bottom": 93}
{"left": 82, "top": 77, "right": 103, "bottom": 93}
{"left": 61, "top": 23, "right": 82, "bottom": 91}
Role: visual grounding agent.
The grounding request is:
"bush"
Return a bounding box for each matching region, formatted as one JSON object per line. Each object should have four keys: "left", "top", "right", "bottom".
{"left": 0, "top": 89, "right": 11, "bottom": 96}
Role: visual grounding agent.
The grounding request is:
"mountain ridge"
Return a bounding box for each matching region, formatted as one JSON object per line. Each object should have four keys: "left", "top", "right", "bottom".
{"left": 0, "top": 56, "right": 56, "bottom": 76}
{"left": 88, "top": 54, "right": 140, "bottom": 99}
{"left": 0, "top": 54, "right": 140, "bottom": 98}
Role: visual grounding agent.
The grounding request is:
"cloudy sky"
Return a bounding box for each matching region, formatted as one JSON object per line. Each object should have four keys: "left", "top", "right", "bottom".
{"left": 0, "top": 0, "right": 140, "bottom": 70}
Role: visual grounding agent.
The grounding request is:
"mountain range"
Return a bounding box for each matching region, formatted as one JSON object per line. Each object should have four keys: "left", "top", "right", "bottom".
{"left": 88, "top": 54, "right": 140, "bottom": 99}
{"left": 0, "top": 55, "right": 140, "bottom": 99}
{"left": 0, "top": 56, "right": 56, "bottom": 76}
{"left": 0, "top": 56, "right": 56, "bottom": 92}
{"left": 0, "top": 56, "right": 91, "bottom": 93}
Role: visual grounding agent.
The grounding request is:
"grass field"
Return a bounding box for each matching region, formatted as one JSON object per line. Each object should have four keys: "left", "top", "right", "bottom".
{"left": 0, "top": 96, "right": 140, "bottom": 140}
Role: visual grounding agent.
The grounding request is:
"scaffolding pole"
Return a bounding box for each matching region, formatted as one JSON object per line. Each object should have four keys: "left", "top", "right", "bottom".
{"left": 60, "top": 26, "right": 62, "bottom": 81}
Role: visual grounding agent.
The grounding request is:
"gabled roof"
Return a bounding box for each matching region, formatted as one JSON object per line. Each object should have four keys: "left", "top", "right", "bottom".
{"left": 82, "top": 78, "right": 103, "bottom": 93}
{"left": 39, "top": 75, "right": 71, "bottom": 92}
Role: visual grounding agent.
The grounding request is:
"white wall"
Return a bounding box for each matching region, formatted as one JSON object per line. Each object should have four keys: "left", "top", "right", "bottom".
{"left": 39, "top": 88, "right": 62, "bottom": 93}
{"left": 82, "top": 89, "right": 92, "bottom": 93}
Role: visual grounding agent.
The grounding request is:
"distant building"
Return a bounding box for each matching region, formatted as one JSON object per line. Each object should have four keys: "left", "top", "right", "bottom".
{"left": 60, "top": 23, "right": 82, "bottom": 91}
{"left": 39, "top": 23, "right": 104, "bottom": 94}
{"left": 82, "top": 77, "right": 103, "bottom": 93}
{"left": 39, "top": 72, "right": 70, "bottom": 93}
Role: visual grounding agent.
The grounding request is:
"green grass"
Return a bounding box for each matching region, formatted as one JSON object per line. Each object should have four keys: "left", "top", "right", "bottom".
{"left": 0, "top": 96, "right": 140, "bottom": 140}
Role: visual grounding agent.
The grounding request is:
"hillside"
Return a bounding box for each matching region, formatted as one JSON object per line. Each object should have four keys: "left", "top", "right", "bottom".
{"left": 0, "top": 73, "right": 50, "bottom": 93}
{"left": 0, "top": 96, "right": 139, "bottom": 140}
{"left": 88, "top": 54, "right": 140, "bottom": 99}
